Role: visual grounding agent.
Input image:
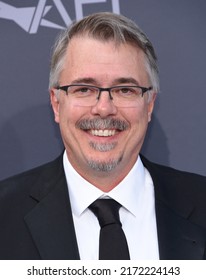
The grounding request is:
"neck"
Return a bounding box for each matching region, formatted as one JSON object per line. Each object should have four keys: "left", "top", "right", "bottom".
{"left": 64, "top": 150, "right": 139, "bottom": 192}
{"left": 74, "top": 159, "right": 137, "bottom": 192}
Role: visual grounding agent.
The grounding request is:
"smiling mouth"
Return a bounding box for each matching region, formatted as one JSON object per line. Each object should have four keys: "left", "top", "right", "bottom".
{"left": 91, "top": 129, "right": 116, "bottom": 137}
{"left": 76, "top": 118, "right": 129, "bottom": 138}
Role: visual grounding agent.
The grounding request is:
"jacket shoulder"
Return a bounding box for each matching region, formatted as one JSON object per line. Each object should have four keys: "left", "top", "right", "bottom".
{"left": 0, "top": 155, "right": 63, "bottom": 200}
{"left": 141, "top": 155, "right": 206, "bottom": 227}
{"left": 141, "top": 155, "right": 206, "bottom": 187}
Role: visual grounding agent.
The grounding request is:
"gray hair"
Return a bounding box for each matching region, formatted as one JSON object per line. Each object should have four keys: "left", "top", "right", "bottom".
{"left": 49, "top": 12, "right": 159, "bottom": 93}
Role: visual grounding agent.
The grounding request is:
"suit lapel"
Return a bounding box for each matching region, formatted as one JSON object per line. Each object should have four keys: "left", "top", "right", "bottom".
{"left": 141, "top": 155, "right": 206, "bottom": 260}
{"left": 155, "top": 199, "right": 205, "bottom": 259}
{"left": 24, "top": 156, "right": 80, "bottom": 260}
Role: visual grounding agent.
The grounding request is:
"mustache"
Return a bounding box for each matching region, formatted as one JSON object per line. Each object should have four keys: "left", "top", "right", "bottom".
{"left": 76, "top": 118, "right": 129, "bottom": 131}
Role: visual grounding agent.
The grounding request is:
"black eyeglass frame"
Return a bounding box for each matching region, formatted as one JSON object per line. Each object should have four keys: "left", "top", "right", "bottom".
{"left": 56, "top": 84, "right": 153, "bottom": 100}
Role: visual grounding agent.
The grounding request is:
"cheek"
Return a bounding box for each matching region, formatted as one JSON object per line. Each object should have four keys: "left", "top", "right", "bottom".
{"left": 58, "top": 105, "right": 79, "bottom": 151}
{"left": 124, "top": 105, "right": 150, "bottom": 144}
{"left": 125, "top": 104, "right": 150, "bottom": 126}
{"left": 58, "top": 103, "right": 88, "bottom": 133}
{"left": 56, "top": 101, "right": 74, "bottom": 137}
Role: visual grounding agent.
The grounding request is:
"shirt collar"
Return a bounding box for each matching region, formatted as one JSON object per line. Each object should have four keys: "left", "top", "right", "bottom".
{"left": 63, "top": 151, "right": 146, "bottom": 217}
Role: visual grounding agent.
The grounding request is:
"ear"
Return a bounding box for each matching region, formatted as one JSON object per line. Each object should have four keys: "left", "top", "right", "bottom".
{"left": 147, "top": 92, "right": 157, "bottom": 122}
{"left": 50, "top": 88, "right": 60, "bottom": 123}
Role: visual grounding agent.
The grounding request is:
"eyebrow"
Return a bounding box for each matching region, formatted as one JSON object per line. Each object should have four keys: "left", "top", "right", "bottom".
{"left": 71, "top": 78, "right": 97, "bottom": 84}
{"left": 112, "top": 77, "right": 140, "bottom": 86}
{"left": 71, "top": 77, "right": 140, "bottom": 86}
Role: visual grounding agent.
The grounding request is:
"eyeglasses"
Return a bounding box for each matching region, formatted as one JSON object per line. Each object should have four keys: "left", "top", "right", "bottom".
{"left": 56, "top": 84, "right": 153, "bottom": 107}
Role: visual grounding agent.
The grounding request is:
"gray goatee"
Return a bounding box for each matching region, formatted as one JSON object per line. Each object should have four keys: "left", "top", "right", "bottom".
{"left": 76, "top": 117, "right": 127, "bottom": 172}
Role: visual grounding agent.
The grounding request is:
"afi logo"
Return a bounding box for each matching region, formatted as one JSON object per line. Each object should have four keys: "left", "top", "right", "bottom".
{"left": 0, "top": 0, "right": 120, "bottom": 34}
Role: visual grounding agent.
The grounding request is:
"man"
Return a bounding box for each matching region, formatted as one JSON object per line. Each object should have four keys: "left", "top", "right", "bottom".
{"left": 0, "top": 12, "right": 206, "bottom": 260}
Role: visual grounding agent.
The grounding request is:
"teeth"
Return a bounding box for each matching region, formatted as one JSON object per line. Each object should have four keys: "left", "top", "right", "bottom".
{"left": 91, "top": 130, "right": 116, "bottom": 137}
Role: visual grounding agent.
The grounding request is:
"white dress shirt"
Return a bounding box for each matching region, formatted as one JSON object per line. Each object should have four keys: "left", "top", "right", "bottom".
{"left": 63, "top": 151, "right": 159, "bottom": 260}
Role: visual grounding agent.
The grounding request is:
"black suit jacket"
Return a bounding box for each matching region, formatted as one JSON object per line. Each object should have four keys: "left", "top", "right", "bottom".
{"left": 0, "top": 154, "right": 206, "bottom": 260}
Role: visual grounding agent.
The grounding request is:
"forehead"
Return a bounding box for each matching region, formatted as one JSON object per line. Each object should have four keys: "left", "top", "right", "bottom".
{"left": 60, "top": 36, "right": 149, "bottom": 85}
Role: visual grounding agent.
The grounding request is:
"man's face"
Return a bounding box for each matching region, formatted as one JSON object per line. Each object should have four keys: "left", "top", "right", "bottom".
{"left": 50, "top": 36, "right": 156, "bottom": 186}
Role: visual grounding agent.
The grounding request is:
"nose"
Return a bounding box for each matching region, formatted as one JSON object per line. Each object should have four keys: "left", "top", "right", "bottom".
{"left": 91, "top": 90, "right": 118, "bottom": 117}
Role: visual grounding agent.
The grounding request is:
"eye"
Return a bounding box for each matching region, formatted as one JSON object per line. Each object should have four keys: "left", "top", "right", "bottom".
{"left": 72, "top": 85, "right": 96, "bottom": 96}
{"left": 75, "top": 86, "right": 90, "bottom": 93}
{"left": 118, "top": 87, "right": 137, "bottom": 96}
{"left": 79, "top": 87, "right": 90, "bottom": 93}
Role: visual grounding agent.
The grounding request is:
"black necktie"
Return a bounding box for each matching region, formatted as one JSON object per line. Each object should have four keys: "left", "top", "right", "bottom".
{"left": 89, "top": 199, "right": 130, "bottom": 260}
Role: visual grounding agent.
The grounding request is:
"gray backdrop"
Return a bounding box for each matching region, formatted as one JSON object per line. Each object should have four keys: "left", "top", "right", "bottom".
{"left": 0, "top": 0, "right": 206, "bottom": 180}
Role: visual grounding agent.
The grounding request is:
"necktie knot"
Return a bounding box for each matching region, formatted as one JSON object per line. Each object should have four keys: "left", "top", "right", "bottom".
{"left": 89, "top": 199, "right": 122, "bottom": 228}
